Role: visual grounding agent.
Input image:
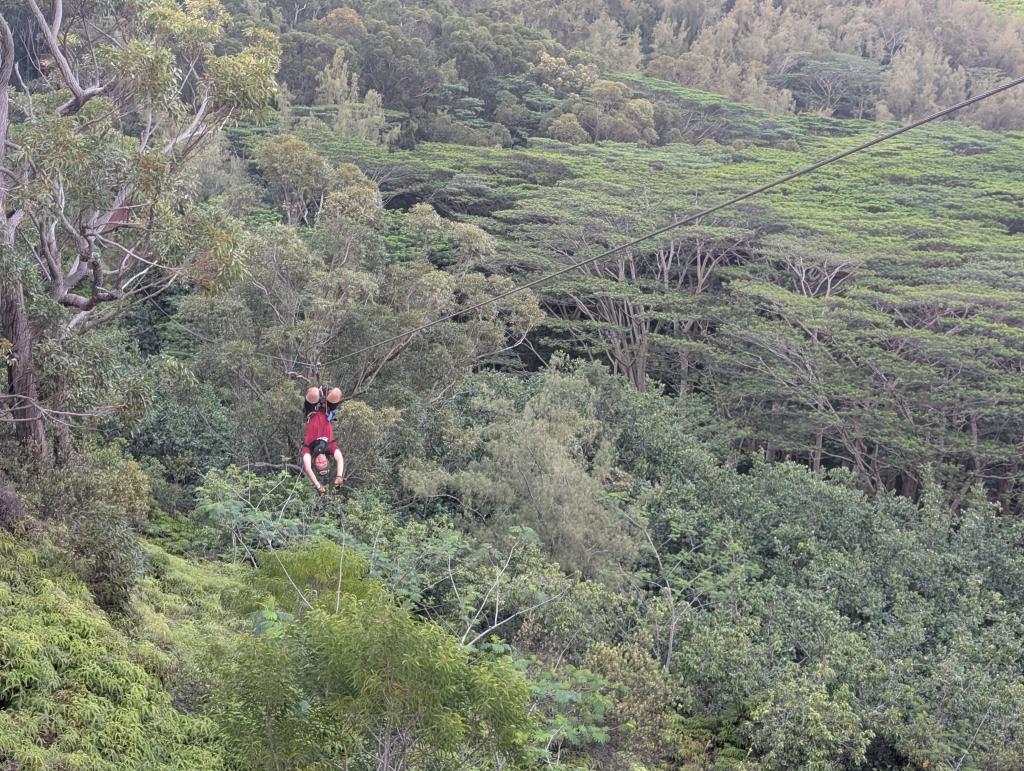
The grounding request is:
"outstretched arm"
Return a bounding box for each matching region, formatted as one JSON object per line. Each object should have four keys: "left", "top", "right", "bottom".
{"left": 333, "top": 449, "right": 345, "bottom": 486}
{"left": 302, "top": 453, "right": 324, "bottom": 492}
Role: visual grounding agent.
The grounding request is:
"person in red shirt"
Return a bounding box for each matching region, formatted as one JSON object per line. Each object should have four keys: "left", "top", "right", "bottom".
{"left": 301, "top": 387, "right": 345, "bottom": 493}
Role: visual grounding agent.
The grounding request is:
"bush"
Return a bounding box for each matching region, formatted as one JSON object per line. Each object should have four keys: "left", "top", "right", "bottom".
{"left": 548, "top": 112, "right": 590, "bottom": 144}
{"left": 216, "top": 541, "right": 534, "bottom": 769}
{"left": 65, "top": 444, "right": 151, "bottom": 615}
{"left": 71, "top": 504, "right": 143, "bottom": 616}
{"left": 420, "top": 113, "right": 512, "bottom": 147}
{"left": 0, "top": 532, "right": 227, "bottom": 769}
{"left": 0, "top": 485, "right": 24, "bottom": 532}
{"left": 130, "top": 380, "right": 235, "bottom": 487}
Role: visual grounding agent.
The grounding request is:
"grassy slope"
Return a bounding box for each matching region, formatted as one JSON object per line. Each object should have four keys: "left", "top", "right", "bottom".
{"left": 988, "top": 0, "right": 1024, "bottom": 14}
{"left": 0, "top": 534, "right": 251, "bottom": 770}
{"left": 276, "top": 82, "right": 1024, "bottom": 325}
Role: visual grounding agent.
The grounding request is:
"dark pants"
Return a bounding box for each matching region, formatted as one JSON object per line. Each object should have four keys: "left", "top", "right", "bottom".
{"left": 304, "top": 389, "right": 340, "bottom": 421}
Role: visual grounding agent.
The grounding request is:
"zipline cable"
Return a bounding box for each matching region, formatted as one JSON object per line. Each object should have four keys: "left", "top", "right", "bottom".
{"left": 319, "top": 73, "right": 1024, "bottom": 368}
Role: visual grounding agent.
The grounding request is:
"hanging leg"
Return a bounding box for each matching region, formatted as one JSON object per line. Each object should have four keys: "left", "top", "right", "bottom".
{"left": 325, "top": 387, "right": 342, "bottom": 421}
{"left": 303, "top": 386, "right": 322, "bottom": 420}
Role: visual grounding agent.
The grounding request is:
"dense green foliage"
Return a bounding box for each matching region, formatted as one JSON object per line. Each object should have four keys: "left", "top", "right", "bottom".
{"left": 0, "top": 534, "right": 234, "bottom": 769}
{"left": 218, "top": 541, "right": 532, "bottom": 769}
{"left": 236, "top": 0, "right": 1024, "bottom": 137}
{"left": 9, "top": 366, "right": 1024, "bottom": 768}
{"left": 988, "top": 0, "right": 1024, "bottom": 15}
{"left": 0, "top": 515, "right": 534, "bottom": 770}
{"left": 246, "top": 110, "right": 1024, "bottom": 512}
{"left": 3, "top": 0, "right": 1024, "bottom": 769}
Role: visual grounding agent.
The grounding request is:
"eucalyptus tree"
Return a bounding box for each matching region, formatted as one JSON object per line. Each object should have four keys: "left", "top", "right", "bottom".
{"left": 0, "top": 0, "right": 279, "bottom": 457}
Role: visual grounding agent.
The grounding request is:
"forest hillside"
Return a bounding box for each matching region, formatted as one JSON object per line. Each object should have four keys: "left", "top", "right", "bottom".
{"left": 2, "top": 0, "right": 1024, "bottom": 769}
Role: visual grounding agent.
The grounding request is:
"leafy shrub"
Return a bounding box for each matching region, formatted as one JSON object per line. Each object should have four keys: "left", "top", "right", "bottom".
{"left": 216, "top": 540, "right": 534, "bottom": 769}
{"left": 0, "top": 485, "right": 24, "bottom": 532}
{"left": 130, "top": 380, "right": 235, "bottom": 487}
{"left": 548, "top": 113, "right": 590, "bottom": 144}
{"left": 65, "top": 444, "right": 151, "bottom": 615}
{"left": 0, "top": 533, "right": 227, "bottom": 769}
{"left": 71, "top": 503, "right": 144, "bottom": 616}
{"left": 520, "top": 658, "right": 614, "bottom": 765}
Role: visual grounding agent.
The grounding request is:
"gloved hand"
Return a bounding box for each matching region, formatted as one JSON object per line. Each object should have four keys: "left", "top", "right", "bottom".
{"left": 333, "top": 476, "right": 343, "bottom": 489}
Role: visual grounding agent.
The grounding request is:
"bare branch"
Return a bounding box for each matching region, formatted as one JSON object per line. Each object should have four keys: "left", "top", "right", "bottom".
{"left": 27, "top": 0, "right": 80, "bottom": 98}
{"left": 163, "top": 97, "right": 210, "bottom": 155}
{"left": 461, "top": 544, "right": 518, "bottom": 644}
{"left": 0, "top": 392, "right": 120, "bottom": 420}
{"left": 465, "top": 585, "right": 570, "bottom": 648}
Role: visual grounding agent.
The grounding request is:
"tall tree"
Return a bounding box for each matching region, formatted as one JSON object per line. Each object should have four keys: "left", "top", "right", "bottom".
{"left": 0, "top": 0, "right": 279, "bottom": 458}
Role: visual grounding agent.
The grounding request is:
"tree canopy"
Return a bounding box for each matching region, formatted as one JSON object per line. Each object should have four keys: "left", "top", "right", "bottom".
{"left": 2, "top": 0, "right": 1024, "bottom": 769}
